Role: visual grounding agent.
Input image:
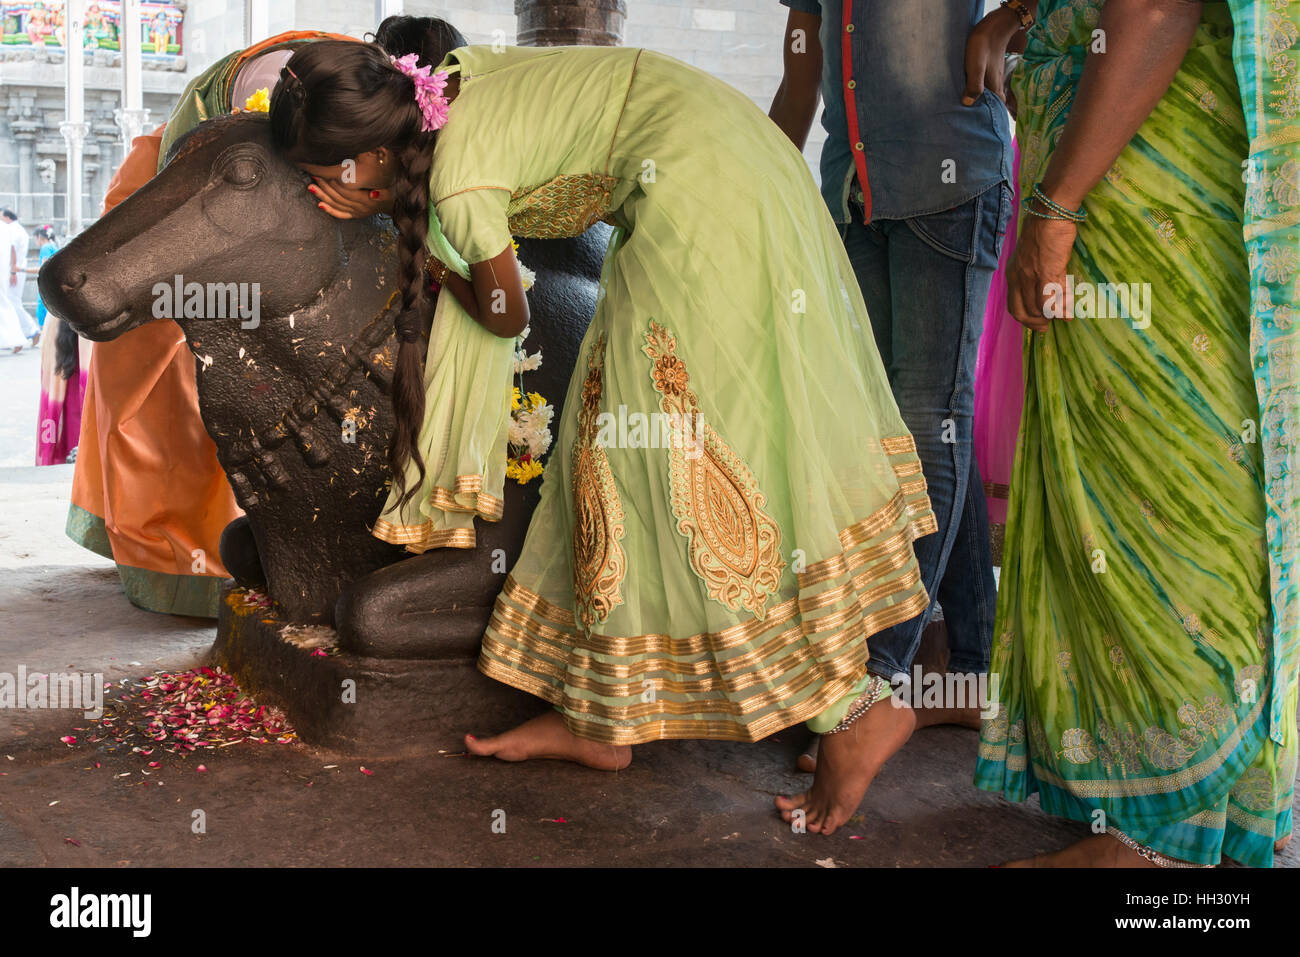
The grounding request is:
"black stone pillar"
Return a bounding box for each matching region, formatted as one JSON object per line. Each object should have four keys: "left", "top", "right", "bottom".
{"left": 515, "top": 0, "right": 627, "bottom": 46}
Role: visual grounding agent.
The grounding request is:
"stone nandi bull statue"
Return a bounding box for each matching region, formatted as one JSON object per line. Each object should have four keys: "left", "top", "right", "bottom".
{"left": 41, "top": 112, "right": 605, "bottom": 747}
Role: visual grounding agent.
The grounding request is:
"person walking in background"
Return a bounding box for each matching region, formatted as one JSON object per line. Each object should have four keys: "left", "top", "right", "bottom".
{"left": 30, "top": 223, "right": 58, "bottom": 329}
{"left": 33, "top": 225, "right": 91, "bottom": 466}
{"left": 3, "top": 209, "right": 38, "bottom": 346}
{"left": 768, "top": 0, "right": 1013, "bottom": 780}
{"left": 0, "top": 274, "right": 25, "bottom": 353}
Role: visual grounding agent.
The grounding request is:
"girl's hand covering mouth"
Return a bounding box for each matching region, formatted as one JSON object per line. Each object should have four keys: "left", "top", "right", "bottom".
{"left": 308, "top": 176, "right": 395, "bottom": 219}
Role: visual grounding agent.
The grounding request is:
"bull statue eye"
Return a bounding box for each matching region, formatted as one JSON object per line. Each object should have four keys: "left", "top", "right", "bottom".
{"left": 213, "top": 144, "right": 267, "bottom": 189}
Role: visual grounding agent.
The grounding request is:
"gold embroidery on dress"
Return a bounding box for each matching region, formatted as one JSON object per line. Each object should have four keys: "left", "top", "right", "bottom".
{"left": 1093, "top": 378, "right": 1132, "bottom": 425}
{"left": 571, "top": 333, "right": 627, "bottom": 628}
{"left": 507, "top": 173, "right": 621, "bottom": 239}
{"left": 1171, "top": 601, "right": 1223, "bottom": 648}
{"left": 642, "top": 320, "right": 786, "bottom": 619}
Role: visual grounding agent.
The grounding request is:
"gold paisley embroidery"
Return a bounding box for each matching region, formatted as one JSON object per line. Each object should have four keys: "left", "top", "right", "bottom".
{"left": 571, "top": 333, "right": 627, "bottom": 629}
{"left": 642, "top": 320, "right": 785, "bottom": 619}
{"left": 507, "top": 173, "right": 621, "bottom": 239}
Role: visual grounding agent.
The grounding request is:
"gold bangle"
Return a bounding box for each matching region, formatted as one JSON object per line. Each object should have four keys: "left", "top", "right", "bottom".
{"left": 426, "top": 258, "right": 450, "bottom": 285}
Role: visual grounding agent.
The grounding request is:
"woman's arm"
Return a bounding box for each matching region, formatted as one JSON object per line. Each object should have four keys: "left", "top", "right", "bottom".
{"left": 768, "top": 9, "right": 823, "bottom": 151}
{"left": 1008, "top": 0, "right": 1205, "bottom": 329}
{"left": 439, "top": 244, "right": 529, "bottom": 339}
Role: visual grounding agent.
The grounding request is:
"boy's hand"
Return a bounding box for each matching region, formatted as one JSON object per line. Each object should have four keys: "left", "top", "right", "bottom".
{"left": 963, "top": 5, "right": 1029, "bottom": 106}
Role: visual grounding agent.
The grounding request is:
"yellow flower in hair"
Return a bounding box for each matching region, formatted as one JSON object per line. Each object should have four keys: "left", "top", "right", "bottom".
{"left": 244, "top": 88, "right": 271, "bottom": 113}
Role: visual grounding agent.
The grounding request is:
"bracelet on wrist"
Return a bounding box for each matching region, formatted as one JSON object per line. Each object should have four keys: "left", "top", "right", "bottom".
{"left": 1030, "top": 183, "right": 1086, "bottom": 222}
{"left": 999, "top": 0, "right": 1035, "bottom": 31}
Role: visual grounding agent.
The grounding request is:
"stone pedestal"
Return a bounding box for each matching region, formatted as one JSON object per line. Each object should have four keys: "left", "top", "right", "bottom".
{"left": 211, "top": 583, "right": 543, "bottom": 755}
{"left": 515, "top": 0, "right": 627, "bottom": 46}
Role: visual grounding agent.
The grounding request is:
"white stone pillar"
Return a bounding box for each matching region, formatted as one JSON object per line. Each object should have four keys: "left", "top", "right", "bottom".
{"left": 114, "top": 0, "right": 150, "bottom": 148}
{"left": 244, "top": 0, "right": 270, "bottom": 48}
{"left": 60, "top": 0, "right": 88, "bottom": 237}
{"left": 376, "top": 0, "right": 405, "bottom": 22}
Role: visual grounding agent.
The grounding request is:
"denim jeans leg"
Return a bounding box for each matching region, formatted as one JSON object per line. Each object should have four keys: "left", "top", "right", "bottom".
{"left": 939, "top": 184, "right": 1010, "bottom": 674}
{"left": 937, "top": 452, "right": 995, "bottom": 674}
{"left": 839, "top": 217, "right": 893, "bottom": 368}
{"left": 840, "top": 186, "right": 1005, "bottom": 683}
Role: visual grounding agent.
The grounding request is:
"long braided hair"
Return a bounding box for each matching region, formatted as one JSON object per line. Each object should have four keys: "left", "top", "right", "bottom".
{"left": 269, "top": 38, "right": 455, "bottom": 506}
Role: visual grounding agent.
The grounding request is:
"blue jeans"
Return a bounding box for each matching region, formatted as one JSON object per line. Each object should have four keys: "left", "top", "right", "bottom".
{"left": 841, "top": 181, "right": 1009, "bottom": 679}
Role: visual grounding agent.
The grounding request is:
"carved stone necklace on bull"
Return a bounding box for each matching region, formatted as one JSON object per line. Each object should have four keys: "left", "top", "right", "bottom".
{"left": 247, "top": 55, "right": 554, "bottom": 487}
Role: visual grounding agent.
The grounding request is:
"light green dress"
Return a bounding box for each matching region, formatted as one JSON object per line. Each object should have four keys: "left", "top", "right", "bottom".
{"left": 373, "top": 45, "right": 936, "bottom": 745}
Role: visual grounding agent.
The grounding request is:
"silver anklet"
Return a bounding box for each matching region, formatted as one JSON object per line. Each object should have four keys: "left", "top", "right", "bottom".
{"left": 825, "top": 675, "right": 890, "bottom": 734}
{"left": 1106, "top": 826, "right": 1213, "bottom": 868}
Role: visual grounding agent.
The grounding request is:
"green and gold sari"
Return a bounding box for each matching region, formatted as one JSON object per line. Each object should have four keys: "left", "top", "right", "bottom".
{"left": 976, "top": 0, "right": 1298, "bottom": 867}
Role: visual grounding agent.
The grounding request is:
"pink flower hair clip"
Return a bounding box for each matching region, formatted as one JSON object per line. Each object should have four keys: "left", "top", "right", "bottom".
{"left": 388, "top": 53, "right": 451, "bottom": 132}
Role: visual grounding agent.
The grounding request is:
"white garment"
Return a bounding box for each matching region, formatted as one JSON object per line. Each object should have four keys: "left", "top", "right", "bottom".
{"left": 5, "top": 220, "right": 35, "bottom": 338}
{"left": 0, "top": 284, "right": 26, "bottom": 350}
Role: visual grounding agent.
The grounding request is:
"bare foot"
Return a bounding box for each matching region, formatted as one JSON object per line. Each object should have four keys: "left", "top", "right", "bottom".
{"left": 465, "top": 711, "right": 631, "bottom": 771}
{"left": 915, "top": 704, "right": 982, "bottom": 730}
{"left": 796, "top": 733, "right": 819, "bottom": 773}
{"left": 1277, "top": 834, "right": 1292, "bottom": 854}
{"left": 1003, "top": 834, "right": 1169, "bottom": 868}
{"left": 775, "top": 699, "right": 916, "bottom": 834}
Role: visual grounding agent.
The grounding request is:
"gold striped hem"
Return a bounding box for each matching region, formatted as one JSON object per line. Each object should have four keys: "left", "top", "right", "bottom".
{"left": 880, "top": 434, "right": 918, "bottom": 456}
{"left": 495, "top": 559, "right": 921, "bottom": 662}
{"left": 481, "top": 590, "right": 929, "bottom": 745}
{"left": 491, "top": 587, "right": 897, "bottom": 683}
{"left": 371, "top": 518, "right": 477, "bottom": 552}
{"left": 479, "top": 576, "right": 930, "bottom": 743}
{"left": 429, "top": 484, "right": 504, "bottom": 521}
{"left": 500, "top": 574, "right": 576, "bottom": 627}
{"left": 484, "top": 583, "right": 898, "bottom": 700}
{"left": 476, "top": 454, "right": 939, "bottom": 743}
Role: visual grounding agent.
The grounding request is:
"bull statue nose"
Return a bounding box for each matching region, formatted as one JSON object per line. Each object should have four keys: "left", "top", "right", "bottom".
{"left": 60, "top": 269, "right": 87, "bottom": 294}
{"left": 39, "top": 253, "right": 135, "bottom": 341}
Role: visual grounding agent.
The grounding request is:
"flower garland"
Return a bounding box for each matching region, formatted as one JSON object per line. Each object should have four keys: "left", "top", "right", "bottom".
{"left": 506, "top": 242, "right": 553, "bottom": 485}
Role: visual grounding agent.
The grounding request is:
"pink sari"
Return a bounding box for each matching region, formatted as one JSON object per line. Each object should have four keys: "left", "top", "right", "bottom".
{"left": 36, "top": 310, "right": 91, "bottom": 466}
{"left": 973, "top": 140, "right": 1023, "bottom": 552}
